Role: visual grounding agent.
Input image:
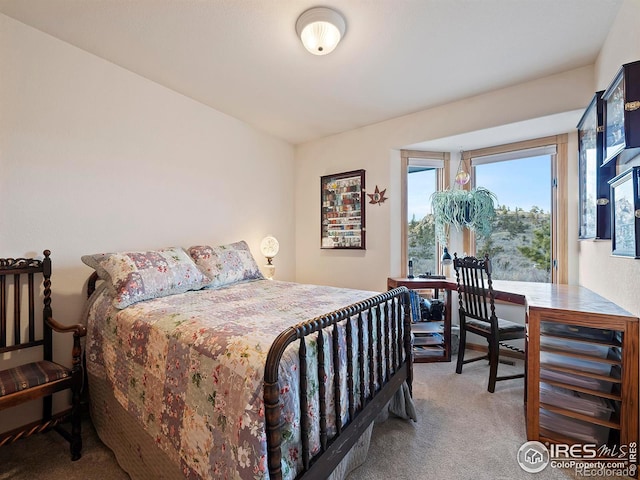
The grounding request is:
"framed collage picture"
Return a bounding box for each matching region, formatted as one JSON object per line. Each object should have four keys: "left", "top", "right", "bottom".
{"left": 320, "top": 170, "right": 366, "bottom": 249}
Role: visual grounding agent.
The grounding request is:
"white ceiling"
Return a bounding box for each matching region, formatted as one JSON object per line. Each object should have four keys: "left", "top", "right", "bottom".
{"left": 0, "top": 0, "right": 623, "bottom": 146}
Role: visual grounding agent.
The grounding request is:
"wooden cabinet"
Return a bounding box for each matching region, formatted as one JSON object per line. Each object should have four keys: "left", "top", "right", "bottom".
{"left": 578, "top": 91, "right": 616, "bottom": 239}
{"left": 411, "top": 319, "right": 448, "bottom": 362}
{"left": 387, "top": 277, "right": 452, "bottom": 363}
{"left": 526, "top": 292, "right": 638, "bottom": 455}
{"left": 603, "top": 60, "right": 640, "bottom": 165}
{"left": 578, "top": 60, "right": 640, "bottom": 239}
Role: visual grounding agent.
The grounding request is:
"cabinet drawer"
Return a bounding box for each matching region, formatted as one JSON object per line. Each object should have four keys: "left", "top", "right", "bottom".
{"left": 540, "top": 336, "right": 611, "bottom": 359}
{"left": 540, "top": 383, "right": 614, "bottom": 421}
{"left": 540, "top": 409, "right": 610, "bottom": 445}
{"left": 540, "top": 368, "right": 615, "bottom": 394}
{"left": 540, "top": 352, "right": 613, "bottom": 376}
{"left": 540, "top": 322, "right": 615, "bottom": 342}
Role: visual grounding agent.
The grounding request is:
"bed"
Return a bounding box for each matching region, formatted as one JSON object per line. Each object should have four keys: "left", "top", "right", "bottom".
{"left": 81, "top": 241, "right": 415, "bottom": 480}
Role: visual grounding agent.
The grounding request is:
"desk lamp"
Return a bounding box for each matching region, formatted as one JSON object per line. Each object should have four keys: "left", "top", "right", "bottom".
{"left": 260, "top": 235, "right": 280, "bottom": 280}
{"left": 441, "top": 247, "right": 453, "bottom": 266}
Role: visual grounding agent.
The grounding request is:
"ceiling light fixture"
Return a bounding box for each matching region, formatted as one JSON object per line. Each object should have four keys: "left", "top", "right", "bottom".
{"left": 295, "top": 7, "right": 346, "bottom": 56}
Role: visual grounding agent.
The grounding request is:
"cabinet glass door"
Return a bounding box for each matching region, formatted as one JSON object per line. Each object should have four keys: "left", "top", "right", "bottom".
{"left": 578, "top": 94, "right": 600, "bottom": 238}
{"left": 603, "top": 60, "right": 640, "bottom": 165}
{"left": 609, "top": 166, "right": 640, "bottom": 258}
{"left": 604, "top": 74, "right": 625, "bottom": 164}
{"left": 578, "top": 92, "right": 614, "bottom": 240}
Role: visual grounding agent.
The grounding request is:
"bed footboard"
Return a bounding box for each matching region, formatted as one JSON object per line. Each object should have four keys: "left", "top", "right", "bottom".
{"left": 264, "top": 286, "right": 412, "bottom": 480}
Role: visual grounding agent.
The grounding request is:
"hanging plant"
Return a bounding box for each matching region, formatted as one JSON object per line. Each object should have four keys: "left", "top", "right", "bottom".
{"left": 430, "top": 186, "right": 497, "bottom": 245}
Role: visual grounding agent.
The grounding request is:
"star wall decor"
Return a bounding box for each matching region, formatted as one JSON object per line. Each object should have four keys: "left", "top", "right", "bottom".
{"left": 367, "top": 185, "right": 388, "bottom": 205}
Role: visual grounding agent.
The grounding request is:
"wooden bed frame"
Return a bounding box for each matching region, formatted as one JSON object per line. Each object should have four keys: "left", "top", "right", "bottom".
{"left": 87, "top": 272, "right": 413, "bottom": 480}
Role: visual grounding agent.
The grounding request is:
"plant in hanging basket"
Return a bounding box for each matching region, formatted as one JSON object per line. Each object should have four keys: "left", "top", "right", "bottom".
{"left": 430, "top": 186, "right": 497, "bottom": 245}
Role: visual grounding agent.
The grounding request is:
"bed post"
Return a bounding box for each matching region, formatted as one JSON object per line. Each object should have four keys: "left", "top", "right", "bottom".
{"left": 264, "top": 328, "right": 297, "bottom": 480}
{"left": 401, "top": 289, "right": 413, "bottom": 394}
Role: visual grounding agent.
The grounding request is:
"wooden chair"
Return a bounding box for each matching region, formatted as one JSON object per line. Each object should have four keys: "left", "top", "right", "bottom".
{"left": 453, "top": 253, "right": 525, "bottom": 393}
{"left": 0, "top": 250, "right": 86, "bottom": 460}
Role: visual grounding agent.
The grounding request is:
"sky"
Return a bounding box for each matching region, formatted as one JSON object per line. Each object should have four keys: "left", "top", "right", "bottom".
{"left": 408, "top": 155, "right": 552, "bottom": 221}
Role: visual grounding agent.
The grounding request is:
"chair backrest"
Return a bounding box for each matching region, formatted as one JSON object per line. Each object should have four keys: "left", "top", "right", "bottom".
{"left": 453, "top": 253, "right": 497, "bottom": 324}
{"left": 0, "top": 250, "right": 52, "bottom": 360}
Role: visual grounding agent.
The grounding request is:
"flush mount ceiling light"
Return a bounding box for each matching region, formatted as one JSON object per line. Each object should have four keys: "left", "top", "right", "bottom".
{"left": 295, "top": 7, "right": 346, "bottom": 55}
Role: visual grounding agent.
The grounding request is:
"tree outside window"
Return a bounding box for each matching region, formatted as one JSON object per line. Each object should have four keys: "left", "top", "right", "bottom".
{"left": 407, "top": 166, "right": 438, "bottom": 276}
{"left": 475, "top": 155, "right": 552, "bottom": 283}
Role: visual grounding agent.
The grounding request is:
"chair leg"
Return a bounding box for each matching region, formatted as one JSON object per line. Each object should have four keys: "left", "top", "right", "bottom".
{"left": 43, "top": 395, "right": 53, "bottom": 424}
{"left": 456, "top": 325, "right": 467, "bottom": 374}
{"left": 487, "top": 337, "right": 499, "bottom": 393}
{"left": 70, "top": 383, "right": 83, "bottom": 461}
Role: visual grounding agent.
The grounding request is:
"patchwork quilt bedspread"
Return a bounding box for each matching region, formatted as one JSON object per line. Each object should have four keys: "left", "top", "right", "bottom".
{"left": 84, "top": 279, "right": 392, "bottom": 480}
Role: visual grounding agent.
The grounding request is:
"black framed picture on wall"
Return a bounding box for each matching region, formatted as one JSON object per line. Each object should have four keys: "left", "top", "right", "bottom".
{"left": 320, "top": 169, "right": 366, "bottom": 249}
{"left": 609, "top": 166, "right": 640, "bottom": 258}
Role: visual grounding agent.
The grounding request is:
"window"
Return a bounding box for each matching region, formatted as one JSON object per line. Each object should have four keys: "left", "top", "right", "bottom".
{"left": 400, "top": 135, "right": 567, "bottom": 283}
{"left": 466, "top": 135, "right": 568, "bottom": 284}
{"left": 401, "top": 151, "right": 447, "bottom": 277}
{"left": 408, "top": 166, "right": 438, "bottom": 275}
{"left": 474, "top": 153, "right": 552, "bottom": 282}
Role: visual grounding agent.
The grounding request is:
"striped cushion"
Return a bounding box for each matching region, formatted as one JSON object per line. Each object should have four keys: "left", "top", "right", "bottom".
{"left": 0, "top": 361, "right": 71, "bottom": 397}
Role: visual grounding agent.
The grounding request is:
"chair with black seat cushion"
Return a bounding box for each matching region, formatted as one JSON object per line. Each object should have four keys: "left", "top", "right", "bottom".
{"left": 453, "top": 253, "right": 525, "bottom": 393}
{"left": 0, "top": 250, "right": 86, "bottom": 460}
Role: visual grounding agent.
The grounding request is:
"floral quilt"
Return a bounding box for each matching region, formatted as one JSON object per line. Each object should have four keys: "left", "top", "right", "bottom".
{"left": 85, "top": 279, "right": 403, "bottom": 480}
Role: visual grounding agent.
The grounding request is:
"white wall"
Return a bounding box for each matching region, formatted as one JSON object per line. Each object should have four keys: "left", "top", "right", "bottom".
{"left": 2, "top": 0, "right": 639, "bottom": 432}
{"left": 579, "top": 0, "right": 640, "bottom": 318}
{"left": 295, "top": 67, "right": 594, "bottom": 293}
{"left": 0, "top": 14, "right": 295, "bottom": 429}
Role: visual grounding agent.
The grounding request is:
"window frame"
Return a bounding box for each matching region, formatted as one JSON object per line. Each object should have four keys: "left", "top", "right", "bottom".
{"left": 401, "top": 150, "right": 449, "bottom": 277}
{"left": 464, "top": 135, "right": 568, "bottom": 284}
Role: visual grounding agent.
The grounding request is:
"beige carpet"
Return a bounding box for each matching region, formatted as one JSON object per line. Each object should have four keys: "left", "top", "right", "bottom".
{"left": 0, "top": 418, "right": 128, "bottom": 480}
{"left": 0, "top": 359, "right": 602, "bottom": 480}
{"left": 349, "top": 360, "right": 581, "bottom": 480}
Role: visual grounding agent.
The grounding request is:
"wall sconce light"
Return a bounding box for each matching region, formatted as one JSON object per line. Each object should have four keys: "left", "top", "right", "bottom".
{"left": 295, "top": 7, "right": 346, "bottom": 55}
{"left": 260, "top": 235, "right": 280, "bottom": 279}
{"left": 441, "top": 247, "right": 453, "bottom": 266}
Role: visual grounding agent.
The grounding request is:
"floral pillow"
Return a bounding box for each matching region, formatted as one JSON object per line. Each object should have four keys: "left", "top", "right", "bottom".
{"left": 81, "top": 247, "right": 211, "bottom": 309}
{"left": 188, "top": 241, "right": 264, "bottom": 289}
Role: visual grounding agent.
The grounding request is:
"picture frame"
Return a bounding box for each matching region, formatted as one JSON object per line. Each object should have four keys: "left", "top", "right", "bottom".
{"left": 609, "top": 166, "right": 640, "bottom": 258}
{"left": 320, "top": 169, "right": 366, "bottom": 249}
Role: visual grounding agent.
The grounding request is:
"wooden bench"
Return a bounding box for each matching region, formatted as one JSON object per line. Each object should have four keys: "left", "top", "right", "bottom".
{"left": 0, "top": 250, "right": 86, "bottom": 460}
